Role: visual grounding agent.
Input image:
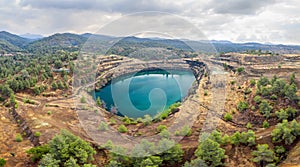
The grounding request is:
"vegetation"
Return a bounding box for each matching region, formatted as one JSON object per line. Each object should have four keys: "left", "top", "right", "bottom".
{"left": 15, "top": 133, "right": 23, "bottom": 142}
{"left": 195, "top": 138, "right": 225, "bottom": 167}
{"left": 98, "top": 121, "right": 109, "bottom": 131}
{"left": 224, "top": 112, "right": 233, "bottom": 121}
{"left": 252, "top": 144, "right": 276, "bottom": 166}
{"left": 118, "top": 125, "right": 128, "bottom": 133}
{"left": 0, "top": 158, "right": 6, "bottom": 167}
{"left": 27, "top": 130, "right": 96, "bottom": 166}
{"left": 272, "top": 119, "right": 300, "bottom": 145}
{"left": 237, "top": 101, "right": 249, "bottom": 112}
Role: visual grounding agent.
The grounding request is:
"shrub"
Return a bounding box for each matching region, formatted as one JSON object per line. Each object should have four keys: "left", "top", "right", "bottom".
{"left": 250, "top": 79, "right": 256, "bottom": 86}
{"left": 276, "top": 109, "right": 288, "bottom": 121}
{"left": 252, "top": 144, "right": 276, "bottom": 165}
{"left": 118, "top": 125, "right": 128, "bottom": 133}
{"left": 0, "top": 158, "right": 6, "bottom": 167}
{"left": 230, "top": 80, "right": 236, "bottom": 85}
{"left": 270, "top": 94, "right": 278, "bottom": 100}
{"left": 204, "top": 90, "right": 208, "bottom": 96}
{"left": 246, "top": 122, "right": 253, "bottom": 129}
{"left": 263, "top": 120, "right": 270, "bottom": 128}
{"left": 143, "top": 115, "right": 153, "bottom": 125}
{"left": 272, "top": 119, "right": 300, "bottom": 145}
{"left": 195, "top": 138, "right": 225, "bottom": 167}
{"left": 157, "top": 125, "right": 167, "bottom": 132}
{"left": 230, "top": 132, "right": 241, "bottom": 145}
{"left": 103, "top": 140, "right": 114, "bottom": 150}
{"left": 47, "top": 111, "right": 52, "bottom": 115}
{"left": 15, "top": 133, "right": 23, "bottom": 142}
{"left": 244, "top": 88, "right": 252, "bottom": 95}
{"left": 109, "top": 118, "right": 117, "bottom": 125}
{"left": 237, "top": 67, "right": 245, "bottom": 74}
{"left": 224, "top": 113, "right": 232, "bottom": 121}
{"left": 259, "top": 100, "right": 273, "bottom": 118}
{"left": 80, "top": 96, "right": 87, "bottom": 103}
{"left": 159, "top": 129, "right": 171, "bottom": 139}
{"left": 26, "top": 144, "right": 50, "bottom": 162}
{"left": 34, "top": 132, "right": 41, "bottom": 137}
{"left": 237, "top": 101, "right": 249, "bottom": 112}
{"left": 98, "top": 121, "right": 109, "bottom": 131}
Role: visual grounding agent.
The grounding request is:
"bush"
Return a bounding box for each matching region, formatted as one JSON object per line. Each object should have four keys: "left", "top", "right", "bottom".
{"left": 263, "top": 120, "right": 270, "bottom": 128}
{"left": 230, "top": 80, "right": 236, "bottom": 85}
{"left": 246, "top": 122, "right": 253, "bottom": 129}
{"left": 204, "top": 90, "right": 208, "bottom": 96}
{"left": 109, "top": 118, "right": 116, "bottom": 125}
{"left": 0, "top": 158, "right": 6, "bottom": 167}
{"left": 34, "top": 132, "right": 41, "bottom": 137}
{"left": 26, "top": 144, "right": 50, "bottom": 162}
{"left": 80, "top": 96, "right": 87, "bottom": 103}
{"left": 159, "top": 129, "right": 171, "bottom": 139}
{"left": 15, "top": 133, "right": 23, "bottom": 142}
{"left": 157, "top": 125, "right": 167, "bottom": 132}
{"left": 272, "top": 119, "right": 300, "bottom": 145}
{"left": 237, "top": 101, "right": 249, "bottom": 112}
{"left": 244, "top": 88, "right": 252, "bottom": 95}
{"left": 47, "top": 111, "right": 52, "bottom": 115}
{"left": 175, "top": 125, "right": 192, "bottom": 136}
{"left": 40, "top": 130, "right": 96, "bottom": 166}
{"left": 237, "top": 67, "right": 245, "bottom": 74}
{"left": 142, "top": 115, "right": 153, "bottom": 125}
{"left": 250, "top": 79, "right": 256, "bottom": 86}
{"left": 224, "top": 113, "right": 232, "bottom": 121}
{"left": 98, "top": 121, "right": 109, "bottom": 131}
{"left": 195, "top": 138, "right": 225, "bottom": 167}
{"left": 252, "top": 144, "right": 276, "bottom": 165}
{"left": 259, "top": 100, "right": 273, "bottom": 118}
{"left": 270, "top": 94, "right": 278, "bottom": 100}
{"left": 118, "top": 125, "right": 128, "bottom": 133}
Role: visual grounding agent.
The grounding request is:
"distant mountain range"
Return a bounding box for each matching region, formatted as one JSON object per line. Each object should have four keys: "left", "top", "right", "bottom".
{"left": 0, "top": 31, "right": 299, "bottom": 55}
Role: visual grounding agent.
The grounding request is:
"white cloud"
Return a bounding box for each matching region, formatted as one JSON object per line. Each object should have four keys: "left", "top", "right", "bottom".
{"left": 0, "top": 0, "right": 299, "bottom": 44}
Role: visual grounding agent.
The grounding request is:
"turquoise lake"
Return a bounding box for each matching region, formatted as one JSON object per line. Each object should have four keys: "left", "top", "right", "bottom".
{"left": 95, "top": 69, "right": 195, "bottom": 118}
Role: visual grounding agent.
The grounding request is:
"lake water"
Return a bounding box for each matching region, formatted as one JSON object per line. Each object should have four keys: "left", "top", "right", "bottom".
{"left": 95, "top": 69, "right": 195, "bottom": 118}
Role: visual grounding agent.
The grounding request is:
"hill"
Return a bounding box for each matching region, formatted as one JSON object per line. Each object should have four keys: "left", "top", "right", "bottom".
{"left": 0, "top": 31, "right": 30, "bottom": 48}
{"left": 25, "top": 33, "right": 87, "bottom": 54}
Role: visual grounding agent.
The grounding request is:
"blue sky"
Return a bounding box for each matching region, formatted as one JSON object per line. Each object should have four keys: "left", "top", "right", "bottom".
{"left": 1, "top": 0, "right": 300, "bottom": 44}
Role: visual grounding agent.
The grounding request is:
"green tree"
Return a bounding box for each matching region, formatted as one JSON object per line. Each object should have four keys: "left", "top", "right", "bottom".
{"left": 27, "top": 145, "right": 50, "bottom": 162}
{"left": 183, "top": 158, "right": 208, "bottom": 167}
{"left": 284, "top": 84, "right": 298, "bottom": 101}
{"left": 272, "top": 119, "right": 300, "bottom": 145}
{"left": 43, "top": 130, "right": 96, "bottom": 166}
{"left": 140, "top": 156, "right": 162, "bottom": 167}
{"left": 237, "top": 101, "right": 249, "bottom": 112}
{"left": 259, "top": 100, "right": 273, "bottom": 118}
{"left": 276, "top": 109, "right": 288, "bottom": 121}
{"left": 98, "top": 121, "right": 109, "bottom": 131}
{"left": 262, "top": 120, "right": 270, "bottom": 128}
{"left": 195, "top": 138, "right": 225, "bottom": 167}
{"left": 39, "top": 153, "right": 60, "bottom": 167}
{"left": 158, "top": 139, "right": 183, "bottom": 165}
{"left": 252, "top": 144, "right": 276, "bottom": 166}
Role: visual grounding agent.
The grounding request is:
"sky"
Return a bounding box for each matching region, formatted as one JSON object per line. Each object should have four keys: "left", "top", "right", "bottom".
{"left": 0, "top": 0, "right": 300, "bottom": 45}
